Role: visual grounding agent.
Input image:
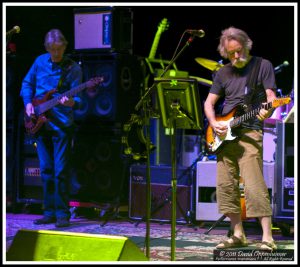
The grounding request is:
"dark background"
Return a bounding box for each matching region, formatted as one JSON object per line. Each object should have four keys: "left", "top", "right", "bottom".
{"left": 6, "top": 4, "right": 295, "bottom": 97}
{"left": 5, "top": 4, "right": 295, "bottom": 207}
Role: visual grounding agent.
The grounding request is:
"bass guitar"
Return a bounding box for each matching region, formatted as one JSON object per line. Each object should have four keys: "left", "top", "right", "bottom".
{"left": 24, "top": 76, "right": 103, "bottom": 134}
{"left": 205, "top": 96, "right": 291, "bottom": 154}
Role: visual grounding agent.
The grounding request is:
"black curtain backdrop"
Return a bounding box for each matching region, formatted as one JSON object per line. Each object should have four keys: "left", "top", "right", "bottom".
{"left": 4, "top": 3, "right": 295, "bottom": 206}
{"left": 5, "top": 4, "right": 294, "bottom": 100}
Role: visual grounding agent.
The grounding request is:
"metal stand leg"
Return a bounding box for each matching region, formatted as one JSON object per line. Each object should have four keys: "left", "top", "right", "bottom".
{"left": 100, "top": 202, "right": 123, "bottom": 227}
{"left": 204, "top": 215, "right": 226, "bottom": 235}
{"left": 170, "top": 119, "right": 177, "bottom": 261}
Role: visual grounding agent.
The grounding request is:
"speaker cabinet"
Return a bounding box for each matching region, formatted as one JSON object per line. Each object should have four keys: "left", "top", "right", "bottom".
{"left": 15, "top": 111, "right": 130, "bottom": 205}
{"left": 16, "top": 156, "right": 43, "bottom": 203}
{"left": 73, "top": 53, "right": 143, "bottom": 124}
{"left": 74, "top": 7, "right": 133, "bottom": 53}
{"left": 129, "top": 164, "right": 193, "bottom": 222}
{"left": 6, "top": 55, "right": 19, "bottom": 198}
{"left": 15, "top": 112, "right": 43, "bottom": 204}
{"left": 6, "top": 122, "right": 15, "bottom": 198}
{"left": 71, "top": 126, "right": 128, "bottom": 203}
{"left": 7, "top": 229, "right": 148, "bottom": 261}
{"left": 195, "top": 161, "right": 275, "bottom": 221}
{"left": 6, "top": 56, "right": 18, "bottom": 120}
{"left": 274, "top": 121, "right": 294, "bottom": 220}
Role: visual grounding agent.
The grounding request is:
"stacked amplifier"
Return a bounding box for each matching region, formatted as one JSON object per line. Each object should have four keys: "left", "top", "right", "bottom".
{"left": 195, "top": 161, "right": 276, "bottom": 221}
{"left": 15, "top": 112, "right": 43, "bottom": 204}
{"left": 129, "top": 164, "right": 194, "bottom": 223}
{"left": 274, "top": 121, "right": 294, "bottom": 220}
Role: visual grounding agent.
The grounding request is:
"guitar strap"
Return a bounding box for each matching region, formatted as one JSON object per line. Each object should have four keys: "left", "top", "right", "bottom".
{"left": 56, "top": 57, "right": 73, "bottom": 92}
{"left": 244, "top": 56, "right": 262, "bottom": 108}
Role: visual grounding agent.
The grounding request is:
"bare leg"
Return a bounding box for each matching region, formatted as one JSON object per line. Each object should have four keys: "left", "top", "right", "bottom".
{"left": 227, "top": 213, "right": 246, "bottom": 238}
{"left": 216, "top": 213, "right": 247, "bottom": 248}
{"left": 259, "top": 216, "right": 273, "bottom": 242}
{"left": 258, "top": 216, "right": 277, "bottom": 250}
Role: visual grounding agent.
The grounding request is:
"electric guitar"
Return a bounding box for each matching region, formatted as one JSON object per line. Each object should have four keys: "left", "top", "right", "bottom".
{"left": 145, "top": 18, "right": 170, "bottom": 75}
{"left": 148, "top": 18, "right": 169, "bottom": 59}
{"left": 205, "top": 96, "right": 291, "bottom": 154}
{"left": 24, "top": 76, "right": 104, "bottom": 134}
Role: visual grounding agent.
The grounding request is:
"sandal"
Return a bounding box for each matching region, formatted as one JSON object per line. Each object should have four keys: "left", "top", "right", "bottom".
{"left": 260, "top": 240, "right": 277, "bottom": 251}
{"left": 216, "top": 235, "right": 248, "bottom": 249}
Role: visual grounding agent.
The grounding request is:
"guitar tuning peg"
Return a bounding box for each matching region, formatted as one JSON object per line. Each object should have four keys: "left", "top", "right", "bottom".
{"left": 242, "top": 104, "right": 248, "bottom": 111}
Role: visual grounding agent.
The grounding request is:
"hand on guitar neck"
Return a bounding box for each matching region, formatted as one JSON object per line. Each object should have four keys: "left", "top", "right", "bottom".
{"left": 58, "top": 95, "right": 75, "bottom": 107}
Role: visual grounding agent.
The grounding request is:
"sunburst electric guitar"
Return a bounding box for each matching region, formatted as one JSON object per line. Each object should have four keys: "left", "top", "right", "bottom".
{"left": 205, "top": 97, "right": 291, "bottom": 154}
{"left": 24, "top": 76, "right": 104, "bottom": 134}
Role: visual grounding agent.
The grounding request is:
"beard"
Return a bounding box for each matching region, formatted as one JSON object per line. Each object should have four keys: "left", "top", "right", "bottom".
{"left": 232, "top": 55, "right": 248, "bottom": 68}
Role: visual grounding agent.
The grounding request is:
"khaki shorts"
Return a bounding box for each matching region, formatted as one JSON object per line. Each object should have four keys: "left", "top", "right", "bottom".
{"left": 216, "top": 128, "right": 272, "bottom": 218}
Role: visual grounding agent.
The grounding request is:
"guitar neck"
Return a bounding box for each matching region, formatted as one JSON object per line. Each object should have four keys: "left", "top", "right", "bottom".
{"left": 148, "top": 32, "right": 162, "bottom": 59}
{"left": 36, "top": 82, "right": 88, "bottom": 115}
{"left": 230, "top": 102, "right": 273, "bottom": 128}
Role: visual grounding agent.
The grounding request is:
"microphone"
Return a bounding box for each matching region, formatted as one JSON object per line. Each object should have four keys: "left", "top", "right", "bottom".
{"left": 186, "top": 29, "right": 205, "bottom": 38}
{"left": 6, "top": 26, "right": 21, "bottom": 36}
{"left": 274, "top": 60, "right": 289, "bottom": 73}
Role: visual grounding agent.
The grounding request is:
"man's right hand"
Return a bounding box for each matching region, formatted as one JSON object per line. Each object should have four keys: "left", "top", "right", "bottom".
{"left": 25, "top": 103, "right": 35, "bottom": 117}
{"left": 212, "top": 121, "right": 228, "bottom": 137}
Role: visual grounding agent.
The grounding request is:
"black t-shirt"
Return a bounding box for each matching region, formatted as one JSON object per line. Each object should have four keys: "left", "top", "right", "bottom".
{"left": 210, "top": 56, "right": 277, "bottom": 130}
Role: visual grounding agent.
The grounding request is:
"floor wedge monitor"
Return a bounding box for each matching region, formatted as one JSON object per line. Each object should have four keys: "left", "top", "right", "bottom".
{"left": 7, "top": 229, "right": 148, "bottom": 261}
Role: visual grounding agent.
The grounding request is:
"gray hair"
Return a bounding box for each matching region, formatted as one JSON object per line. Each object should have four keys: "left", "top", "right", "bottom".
{"left": 217, "top": 27, "right": 253, "bottom": 59}
{"left": 44, "top": 29, "right": 68, "bottom": 49}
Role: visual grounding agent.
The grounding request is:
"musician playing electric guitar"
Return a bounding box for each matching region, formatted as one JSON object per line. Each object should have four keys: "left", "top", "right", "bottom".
{"left": 204, "top": 27, "right": 281, "bottom": 251}
{"left": 20, "top": 29, "right": 86, "bottom": 228}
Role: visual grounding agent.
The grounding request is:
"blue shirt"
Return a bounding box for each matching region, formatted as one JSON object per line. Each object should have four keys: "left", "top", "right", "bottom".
{"left": 20, "top": 53, "right": 83, "bottom": 130}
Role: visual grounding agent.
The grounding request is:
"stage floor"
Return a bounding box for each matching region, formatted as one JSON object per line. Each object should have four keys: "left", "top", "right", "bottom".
{"left": 5, "top": 207, "right": 295, "bottom": 262}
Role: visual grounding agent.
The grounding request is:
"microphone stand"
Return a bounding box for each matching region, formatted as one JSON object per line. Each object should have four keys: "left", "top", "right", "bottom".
{"left": 135, "top": 35, "right": 196, "bottom": 261}
{"left": 134, "top": 88, "right": 152, "bottom": 259}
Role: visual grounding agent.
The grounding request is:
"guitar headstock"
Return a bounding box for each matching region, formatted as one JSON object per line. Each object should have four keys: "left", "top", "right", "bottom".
{"left": 157, "top": 18, "right": 170, "bottom": 34}
{"left": 86, "top": 76, "right": 104, "bottom": 88}
{"left": 272, "top": 96, "right": 291, "bottom": 108}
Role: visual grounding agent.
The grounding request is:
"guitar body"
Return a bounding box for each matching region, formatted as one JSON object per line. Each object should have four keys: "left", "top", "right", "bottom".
{"left": 205, "top": 108, "right": 237, "bottom": 154}
{"left": 24, "top": 114, "right": 48, "bottom": 135}
{"left": 23, "top": 77, "right": 103, "bottom": 135}
{"left": 205, "top": 96, "right": 291, "bottom": 154}
{"left": 24, "top": 89, "right": 56, "bottom": 134}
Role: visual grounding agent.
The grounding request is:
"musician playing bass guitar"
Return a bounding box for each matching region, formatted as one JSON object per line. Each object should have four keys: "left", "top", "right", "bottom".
{"left": 19, "top": 29, "right": 83, "bottom": 228}
{"left": 204, "top": 27, "right": 279, "bottom": 251}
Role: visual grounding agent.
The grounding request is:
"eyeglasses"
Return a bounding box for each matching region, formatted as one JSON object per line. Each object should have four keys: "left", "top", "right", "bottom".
{"left": 227, "top": 47, "right": 243, "bottom": 57}
{"left": 47, "top": 44, "right": 66, "bottom": 53}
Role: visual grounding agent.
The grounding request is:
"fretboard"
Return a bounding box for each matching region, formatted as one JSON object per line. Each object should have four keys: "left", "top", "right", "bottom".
{"left": 36, "top": 82, "right": 88, "bottom": 115}
{"left": 148, "top": 32, "right": 162, "bottom": 59}
{"left": 230, "top": 102, "right": 272, "bottom": 128}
